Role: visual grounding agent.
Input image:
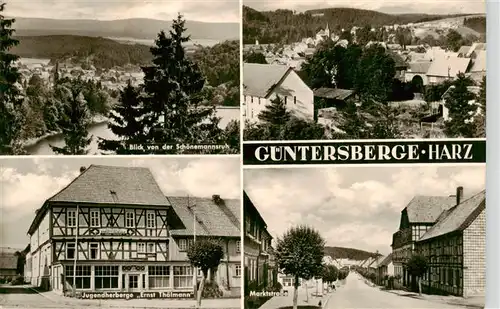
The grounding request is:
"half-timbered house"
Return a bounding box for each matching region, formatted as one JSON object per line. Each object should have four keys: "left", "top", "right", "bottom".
{"left": 416, "top": 189, "right": 485, "bottom": 297}
{"left": 26, "top": 165, "right": 241, "bottom": 297}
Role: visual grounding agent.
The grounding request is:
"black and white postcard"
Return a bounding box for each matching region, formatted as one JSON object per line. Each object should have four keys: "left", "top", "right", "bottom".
{"left": 242, "top": 0, "right": 486, "bottom": 141}
{"left": 0, "top": 156, "right": 241, "bottom": 308}
{"left": 0, "top": 0, "right": 240, "bottom": 155}
{"left": 243, "top": 164, "right": 486, "bottom": 309}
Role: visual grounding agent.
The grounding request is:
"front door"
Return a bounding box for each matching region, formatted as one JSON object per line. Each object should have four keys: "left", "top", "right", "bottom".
{"left": 128, "top": 274, "right": 140, "bottom": 292}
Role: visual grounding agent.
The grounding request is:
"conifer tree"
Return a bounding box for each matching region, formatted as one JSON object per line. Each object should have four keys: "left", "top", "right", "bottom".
{"left": 50, "top": 81, "right": 92, "bottom": 154}
{"left": 0, "top": 2, "right": 24, "bottom": 154}
{"left": 139, "top": 13, "right": 217, "bottom": 153}
{"left": 257, "top": 95, "right": 291, "bottom": 125}
{"left": 99, "top": 81, "right": 144, "bottom": 154}
{"left": 337, "top": 102, "right": 369, "bottom": 139}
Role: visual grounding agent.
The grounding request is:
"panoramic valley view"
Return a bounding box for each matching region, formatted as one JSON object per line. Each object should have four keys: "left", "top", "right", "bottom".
{"left": 242, "top": 1, "right": 486, "bottom": 141}
{"left": 0, "top": 1, "right": 240, "bottom": 155}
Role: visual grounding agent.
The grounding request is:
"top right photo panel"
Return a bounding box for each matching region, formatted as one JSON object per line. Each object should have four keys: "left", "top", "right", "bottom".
{"left": 242, "top": 0, "right": 486, "bottom": 141}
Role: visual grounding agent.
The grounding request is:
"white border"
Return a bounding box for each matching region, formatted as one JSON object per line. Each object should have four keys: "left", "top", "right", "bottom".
{"left": 243, "top": 162, "right": 486, "bottom": 170}
{"left": 238, "top": 2, "right": 245, "bottom": 308}
{"left": 243, "top": 137, "right": 487, "bottom": 144}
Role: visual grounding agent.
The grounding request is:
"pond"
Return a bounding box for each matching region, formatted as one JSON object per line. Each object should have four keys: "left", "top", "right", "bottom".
{"left": 25, "top": 107, "right": 240, "bottom": 155}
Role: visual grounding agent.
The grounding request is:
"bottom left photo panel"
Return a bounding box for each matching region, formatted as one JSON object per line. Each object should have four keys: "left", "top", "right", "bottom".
{"left": 0, "top": 155, "right": 242, "bottom": 309}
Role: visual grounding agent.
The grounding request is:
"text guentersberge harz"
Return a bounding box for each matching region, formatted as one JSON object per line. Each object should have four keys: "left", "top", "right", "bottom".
{"left": 243, "top": 140, "right": 486, "bottom": 165}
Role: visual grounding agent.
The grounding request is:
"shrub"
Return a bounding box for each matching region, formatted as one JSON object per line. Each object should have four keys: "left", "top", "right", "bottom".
{"left": 10, "top": 275, "right": 24, "bottom": 285}
{"left": 201, "top": 281, "right": 223, "bottom": 298}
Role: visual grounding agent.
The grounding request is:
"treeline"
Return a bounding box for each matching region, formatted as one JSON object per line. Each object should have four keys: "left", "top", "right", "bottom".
{"left": 324, "top": 246, "right": 380, "bottom": 261}
{"left": 12, "top": 35, "right": 152, "bottom": 69}
{"left": 464, "top": 16, "right": 486, "bottom": 33}
{"left": 243, "top": 6, "right": 474, "bottom": 44}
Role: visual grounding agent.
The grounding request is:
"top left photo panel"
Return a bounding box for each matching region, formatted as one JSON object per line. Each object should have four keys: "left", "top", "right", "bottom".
{"left": 0, "top": 0, "right": 240, "bottom": 156}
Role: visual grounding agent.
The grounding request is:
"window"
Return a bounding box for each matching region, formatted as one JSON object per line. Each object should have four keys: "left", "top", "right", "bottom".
{"left": 89, "top": 243, "right": 99, "bottom": 260}
{"left": 148, "top": 243, "right": 155, "bottom": 253}
{"left": 149, "top": 266, "right": 170, "bottom": 288}
{"left": 138, "top": 243, "right": 146, "bottom": 253}
{"left": 65, "top": 265, "right": 91, "bottom": 289}
{"left": 236, "top": 241, "right": 241, "bottom": 253}
{"left": 67, "top": 211, "right": 76, "bottom": 227}
{"left": 67, "top": 243, "right": 75, "bottom": 259}
{"left": 245, "top": 217, "right": 251, "bottom": 233}
{"left": 95, "top": 266, "right": 119, "bottom": 289}
{"left": 129, "top": 274, "right": 138, "bottom": 288}
{"left": 126, "top": 211, "right": 135, "bottom": 228}
{"left": 90, "top": 210, "right": 100, "bottom": 227}
{"left": 235, "top": 264, "right": 241, "bottom": 277}
{"left": 178, "top": 239, "right": 187, "bottom": 251}
{"left": 147, "top": 213, "right": 156, "bottom": 228}
{"left": 173, "top": 266, "right": 193, "bottom": 288}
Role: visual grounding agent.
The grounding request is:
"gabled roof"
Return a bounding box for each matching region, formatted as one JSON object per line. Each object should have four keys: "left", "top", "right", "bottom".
{"left": 442, "top": 85, "right": 481, "bottom": 100}
{"left": 378, "top": 253, "right": 393, "bottom": 267}
{"left": 244, "top": 191, "right": 269, "bottom": 229}
{"left": 426, "top": 57, "right": 471, "bottom": 77}
{"left": 470, "top": 50, "right": 486, "bottom": 72}
{"left": 167, "top": 196, "right": 240, "bottom": 238}
{"left": 418, "top": 190, "right": 485, "bottom": 242}
{"left": 0, "top": 253, "right": 17, "bottom": 270}
{"left": 243, "top": 63, "right": 292, "bottom": 98}
{"left": 313, "top": 88, "right": 355, "bottom": 100}
{"left": 404, "top": 196, "right": 457, "bottom": 223}
{"left": 49, "top": 165, "right": 171, "bottom": 207}
{"left": 408, "top": 61, "right": 432, "bottom": 74}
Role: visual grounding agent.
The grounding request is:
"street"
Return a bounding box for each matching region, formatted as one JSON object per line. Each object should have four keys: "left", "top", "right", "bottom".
{"left": 326, "top": 273, "right": 464, "bottom": 309}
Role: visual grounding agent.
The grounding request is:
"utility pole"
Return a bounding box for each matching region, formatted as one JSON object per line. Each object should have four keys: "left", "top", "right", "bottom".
{"left": 189, "top": 195, "right": 198, "bottom": 308}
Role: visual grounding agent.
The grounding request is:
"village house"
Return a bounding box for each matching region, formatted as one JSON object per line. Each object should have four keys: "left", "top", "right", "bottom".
{"left": 468, "top": 50, "right": 486, "bottom": 83}
{"left": 405, "top": 62, "right": 432, "bottom": 88}
{"left": 0, "top": 248, "right": 19, "bottom": 280}
{"left": 242, "top": 63, "right": 314, "bottom": 126}
{"left": 243, "top": 191, "right": 276, "bottom": 292}
{"left": 391, "top": 192, "right": 457, "bottom": 288}
{"left": 426, "top": 57, "right": 471, "bottom": 85}
{"left": 416, "top": 189, "right": 485, "bottom": 297}
{"left": 377, "top": 253, "right": 394, "bottom": 285}
{"left": 26, "top": 165, "right": 241, "bottom": 298}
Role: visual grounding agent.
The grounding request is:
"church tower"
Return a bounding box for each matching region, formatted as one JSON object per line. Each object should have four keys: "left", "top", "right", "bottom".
{"left": 325, "top": 22, "right": 330, "bottom": 38}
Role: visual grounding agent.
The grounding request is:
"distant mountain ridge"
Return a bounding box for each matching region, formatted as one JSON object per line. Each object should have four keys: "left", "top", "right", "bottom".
{"left": 8, "top": 17, "right": 239, "bottom": 41}
{"left": 324, "top": 246, "right": 381, "bottom": 261}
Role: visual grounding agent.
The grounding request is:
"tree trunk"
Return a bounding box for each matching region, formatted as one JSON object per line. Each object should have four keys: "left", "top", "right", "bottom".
{"left": 418, "top": 277, "right": 422, "bottom": 296}
{"left": 196, "top": 273, "right": 205, "bottom": 307}
{"left": 305, "top": 282, "right": 309, "bottom": 303}
{"left": 293, "top": 276, "right": 299, "bottom": 309}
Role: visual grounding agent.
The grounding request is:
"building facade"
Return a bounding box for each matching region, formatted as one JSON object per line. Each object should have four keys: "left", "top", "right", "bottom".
{"left": 243, "top": 191, "right": 276, "bottom": 292}
{"left": 26, "top": 165, "right": 241, "bottom": 298}
{"left": 392, "top": 191, "right": 457, "bottom": 287}
{"left": 416, "top": 190, "right": 485, "bottom": 297}
{"left": 242, "top": 63, "right": 314, "bottom": 126}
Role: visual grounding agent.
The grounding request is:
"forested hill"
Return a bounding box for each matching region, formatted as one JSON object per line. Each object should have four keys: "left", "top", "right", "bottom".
{"left": 243, "top": 6, "right": 474, "bottom": 44}
{"left": 10, "top": 17, "right": 239, "bottom": 41}
{"left": 324, "top": 246, "right": 381, "bottom": 261}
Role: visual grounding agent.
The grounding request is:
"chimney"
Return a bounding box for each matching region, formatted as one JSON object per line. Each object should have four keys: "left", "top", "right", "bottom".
{"left": 212, "top": 194, "right": 222, "bottom": 204}
{"left": 456, "top": 186, "right": 464, "bottom": 205}
{"left": 80, "top": 166, "right": 87, "bottom": 173}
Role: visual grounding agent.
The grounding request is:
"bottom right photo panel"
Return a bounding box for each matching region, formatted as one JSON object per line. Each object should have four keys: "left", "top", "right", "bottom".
{"left": 243, "top": 164, "right": 485, "bottom": 309}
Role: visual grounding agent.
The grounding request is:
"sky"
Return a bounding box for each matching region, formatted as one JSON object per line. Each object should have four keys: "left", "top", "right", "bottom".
{"left": 244, "top": 0, "right": 486, "bottom": 14}
{"left": 4, "top": 0, "right": 240, "bottom": 22}
{"left": 0, "top": 156, "right": 240, "bottom": 249}
{"left": 244, "top": 164, "right": 485, "bottom": 256}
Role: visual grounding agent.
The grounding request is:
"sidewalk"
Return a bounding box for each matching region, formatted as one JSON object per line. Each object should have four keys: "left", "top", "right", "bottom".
{"left": 382, "top": 288, "right": 484, "bottom": 308}
{"left": 35, "top": 289, "right": 240, "bottom": 309}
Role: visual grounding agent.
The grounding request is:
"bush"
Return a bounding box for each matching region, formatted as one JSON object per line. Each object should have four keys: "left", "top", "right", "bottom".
{"left": 201, "top": 281, "right": 223, "bottom": 298}
{"left": 10, "top": 275, "right": 24, "bottom": 285}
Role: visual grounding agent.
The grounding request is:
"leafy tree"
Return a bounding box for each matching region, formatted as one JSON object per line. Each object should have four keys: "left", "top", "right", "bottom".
{"left": 275, "top": 225, "right": 325, "bottom": 309}
{"left": 187, "top": 239, "right": 224, "bottom": 307}
{"left": 322, "top": 265, "right": 339, "bottom": 284}
{"left": 407, "top": 254, "right": 428, "bottom": 296}
{"left": 99, "top": 81, "right": 144, "bottom": 154}
{"left": 50, "top": 82, "right": 92, "bottom": 155}
{"left": 444, "top": 73, "right": 476, "bottom": 137}
{"left": 139, "top": 14, "right": 220, "bottom": 153}
{"left": 280, "top": 117, "right": 325, "bottom": 140}
{"left": 355, "top": 44, "right": 395, "bottom": 103}
{"left": 369, "top": 105, "right": 401, "bottom": 139}
{"left": 223, "top": 120, "right": 240, "bottom": 153}
{"left": 0, "top": 2, "right": 24, "bottom": 154}
{"left": 446, "top": 30, "right": 463, "bottom": 52}
{"left": 245, "top": 52, "right": 267, "bottom": 64}
{"left": 337, "top": 102, "right": 370, "bottom": 139}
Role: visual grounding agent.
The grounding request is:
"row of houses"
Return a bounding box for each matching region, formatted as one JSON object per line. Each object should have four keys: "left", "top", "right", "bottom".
{"left": 23, "top": 165, "right": 241, "bottom": 298}
{"left": 375, "top": 186, "right": 486, "bottom": 297}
